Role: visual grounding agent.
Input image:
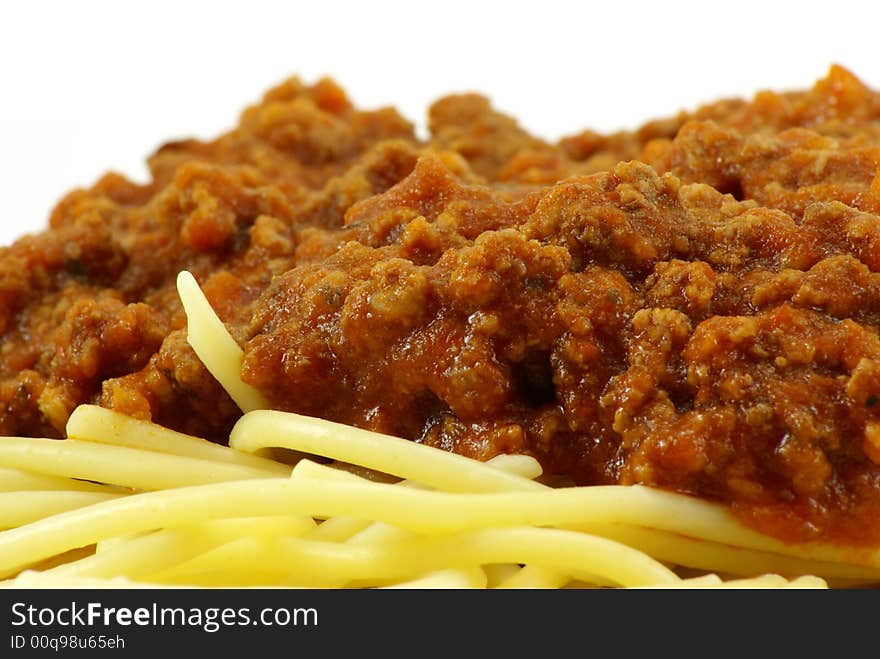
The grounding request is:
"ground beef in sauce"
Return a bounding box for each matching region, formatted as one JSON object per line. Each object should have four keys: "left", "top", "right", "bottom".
{"left": 4, "top": 65, "right": 880, "bottom": 546}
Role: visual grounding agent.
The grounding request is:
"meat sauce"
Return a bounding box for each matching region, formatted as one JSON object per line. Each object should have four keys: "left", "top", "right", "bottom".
{"left": 4, "top": 66, "right": 880, "bottom": 546}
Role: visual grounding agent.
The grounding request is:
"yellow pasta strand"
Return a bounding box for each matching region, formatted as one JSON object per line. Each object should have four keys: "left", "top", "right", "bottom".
{"left": 67, "top": 405, "right": 288, "bottom": 475}
{"left": 381, "top": 568, "right": 489, "bottom": 589}
{"left": 231, "top": 410, "right": 546, "bottom": 494}
{"left": 0, "top": 466, "right": 122, "bottom": 494}
{"left": 0, "top": 491, "right": 122, "bottom": 529}
{"left": 176, "top": 271, "right": 268, "bottom": 413}
{"left": 636, "top": 574, "right": 826, "bottom": 589}
{"left": 41, "top": 516, "right": 316, "bottom": 581}
{"left": 150, "top": 526, "right": 677, "bottom": 588}
{"left": 294, "top": 454, "right": 541, "bottom": 544}
{"left": 781, "top": 576, "right": 829, "bottom": 589}
{"left": 0, "top": 436, "right": 286, "bottom": 490}
{"left": 566, "top": 523, "right": 875, "bottom": 580}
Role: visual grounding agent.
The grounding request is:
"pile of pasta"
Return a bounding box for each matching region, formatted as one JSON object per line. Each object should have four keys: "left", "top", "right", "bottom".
{"left": 0, "top": 273, "right": 878, "bottom": 589}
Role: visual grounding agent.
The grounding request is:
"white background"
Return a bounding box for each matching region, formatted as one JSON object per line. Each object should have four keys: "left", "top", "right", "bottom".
{"left": 1, "top": 0, "right": 878, "bottom": 247}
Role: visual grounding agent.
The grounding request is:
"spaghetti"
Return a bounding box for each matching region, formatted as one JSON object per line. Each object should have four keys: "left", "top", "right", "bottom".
{"left": 0, "top": 273, "right": 877, "bottom": 588}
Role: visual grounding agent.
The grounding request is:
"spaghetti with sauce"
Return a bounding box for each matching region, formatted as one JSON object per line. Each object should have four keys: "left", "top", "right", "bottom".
{"left": 2, "top": 66, "right": 880, "bottom": 587}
